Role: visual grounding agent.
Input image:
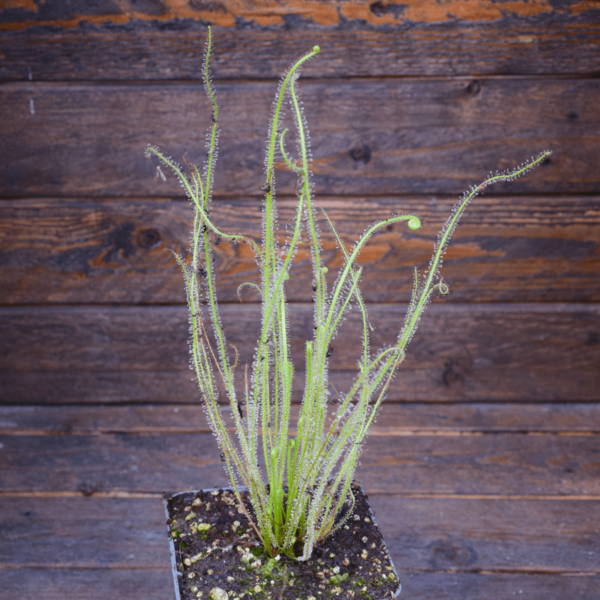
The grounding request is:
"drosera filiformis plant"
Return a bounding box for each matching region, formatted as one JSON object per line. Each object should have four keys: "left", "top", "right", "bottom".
{"left": 147, "top": 27, "right": 551, "bottom": 562}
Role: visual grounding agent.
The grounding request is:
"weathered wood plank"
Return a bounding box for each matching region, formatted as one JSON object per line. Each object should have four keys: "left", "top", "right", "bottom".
{"left": 2, "top": 196, "right": 599, "bottom": 304}
{"left": 1, "top": 304, "right": 599, "bottom": 403}
{"left": 0, "top": 497, "right": 170, "bottom": 568}
{"left": 3, "top": 403, "right": 600, "bottom": 435}
{"left": 16, "top": 365, "right": 598, "bottom": 405}
{"left": 1, "top": 79, "right": 597, "bottom": 198}
{"left": 1, "top": 496, "right": 598, "bottom": 572}
{"left": 402, "top": 573, "right": 600, "bottom": 599}
{"left": 0, "top": 369, "right": 198, "bottom": 405}
{"left": 1, "top": 430, "right": 598, "bottom": 495}
{"left": 3, "top": 569, "right": 598, "bottom": 600}
{"left": 1, "top": 0, "right": 597, "bottom": 35}
{"left": 2, "top": 17, "right": 599, "bottom": 81}
{"left": 0, "top": 432, "right": 220, "bottom": 496}
{"left": 370, "top": 497, "right": 600, "bottom": 574}
{"left": 0, "top": 569, "right": 173, "bottom": 600}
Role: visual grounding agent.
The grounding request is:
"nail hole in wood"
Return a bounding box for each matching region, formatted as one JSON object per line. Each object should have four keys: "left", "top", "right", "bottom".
{"left": 137, "top": 228, "right": 161, "bottom": 250}
{"left": 349, "top": 144, "right": 372, "bottom": 164}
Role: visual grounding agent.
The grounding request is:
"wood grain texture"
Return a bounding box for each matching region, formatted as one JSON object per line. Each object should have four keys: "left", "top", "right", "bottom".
{"left": 2, "top": 570, "right": 598, "bottom": 600}
{"left": 1, "top": 496, "right": 598, "bottom": 573}
{"left": 401, "top": 573, "right": 600, "bottom": 599}
{"left": 0, "top": 369, "right": 199, "bottom": 405}
{"left": 1, "top": 429, "right": 599, "bottom": 496}
{"left": 5, "top": 361, "right": 598, "bottom": 405}
{"left": 2, "top": 79, "right": 597, "bottom": 198}
{"left": 1, "top": 0, "right": 597, "bottom": 31}
{"left": 371, "top": 496, "right": 600, "bottom": 573}
{"left": 3, "top": 403, "right": 600, "bottom": 435}
{"left": 2, "top": 19, "right": 600, "bottom": 81}
{"left": 2, "top": 196, "right": 599, "bottom": 304}
{"left": 1, "top": 2, "right": 598, "bottom": 597}
{"left": 0, "top": 570, "right": 173, "bottom": 600}
{"left": 0, "top": 497, "right": 171, "bottom": 568}
{"left": 2, "top": 304, "right": 599, "bottom": 403}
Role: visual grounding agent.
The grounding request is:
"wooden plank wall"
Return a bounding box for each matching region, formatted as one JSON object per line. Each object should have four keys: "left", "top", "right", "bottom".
{"left": 1, "top": 1, "right": 599, "bottom": 599}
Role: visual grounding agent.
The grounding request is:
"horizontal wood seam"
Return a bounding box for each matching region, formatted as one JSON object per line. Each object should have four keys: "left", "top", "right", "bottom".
{"left": 1, "top": 491, "right": 598, "bottom": 501}
{"left": 3, "top": 73, "right": 600, "bottom": 88}
{"left": 0, "top": 564, "right": 168, "bottom": 571}
{"left": 2, "top": 429, "right": 599, "bottom": 437}
{"left": 2, "top": 192, "right": 600, "bottom": 206}
{"left": 5, "top": 190, "right": 600, "bottom": 202}
{"left": 405, "top": 567, "right": 600, "bottom": 576}
{"left": 2, "top": 400, "right": 598, "bottom": 407}
{"left": 0, "top": 564, "right": 597, "bottom": 575}
{"left": 2, "top": 302, "right": 600, "bottom": 312}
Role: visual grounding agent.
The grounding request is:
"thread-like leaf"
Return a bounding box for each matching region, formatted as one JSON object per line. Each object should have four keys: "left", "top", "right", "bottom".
{"left": 146, "top": 29, "right": 550, "bottom": 561}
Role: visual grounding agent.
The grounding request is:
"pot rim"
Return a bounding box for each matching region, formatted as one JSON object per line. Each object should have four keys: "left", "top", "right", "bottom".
{"left": 165, "top": 484, "right": 401, "bottom": 599}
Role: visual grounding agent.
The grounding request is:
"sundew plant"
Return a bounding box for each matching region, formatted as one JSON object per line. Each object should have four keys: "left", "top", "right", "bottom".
{"left": 147, "top": 28, "right": 550, "bottom": 561}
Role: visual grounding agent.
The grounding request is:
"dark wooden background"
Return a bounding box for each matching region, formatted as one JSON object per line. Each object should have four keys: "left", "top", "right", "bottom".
{"left": 1, "top": 1, "right": 600, "bottom": 598}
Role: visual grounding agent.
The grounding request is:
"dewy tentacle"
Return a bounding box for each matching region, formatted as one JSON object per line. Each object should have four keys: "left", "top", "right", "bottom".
{"left": 147, "top": 26, "right": 551, "bottom": 561}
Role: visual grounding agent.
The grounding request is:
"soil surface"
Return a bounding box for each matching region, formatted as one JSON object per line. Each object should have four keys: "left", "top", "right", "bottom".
{"left": 166, "top": 483, "right": 400, "bottom": 600}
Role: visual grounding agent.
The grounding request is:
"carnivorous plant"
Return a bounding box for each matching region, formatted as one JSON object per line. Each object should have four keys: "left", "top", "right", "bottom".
{"left": 146, "top": 27, "right": 550, "bottom": 560}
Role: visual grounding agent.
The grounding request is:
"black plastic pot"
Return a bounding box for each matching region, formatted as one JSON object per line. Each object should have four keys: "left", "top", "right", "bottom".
{"left": 165, "top": 484, "right": 401, "bottom": 600}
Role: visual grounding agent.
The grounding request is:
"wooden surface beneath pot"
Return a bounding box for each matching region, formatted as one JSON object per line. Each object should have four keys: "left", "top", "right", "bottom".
{"left": 1, "top": 403, "right": 599, "bottom": 599}
{"left": 1, "top": 1, "right": 600, "bottom": 599}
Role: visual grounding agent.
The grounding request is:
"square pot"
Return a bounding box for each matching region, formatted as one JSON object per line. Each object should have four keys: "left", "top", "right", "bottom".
{"left": 165, "top": 483, "right": 401, "bottom": 600}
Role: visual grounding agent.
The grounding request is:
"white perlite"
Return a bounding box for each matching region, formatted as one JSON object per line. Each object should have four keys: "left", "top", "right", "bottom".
{"left": 209, "top": 588, "right": 227, "bottom": 600}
